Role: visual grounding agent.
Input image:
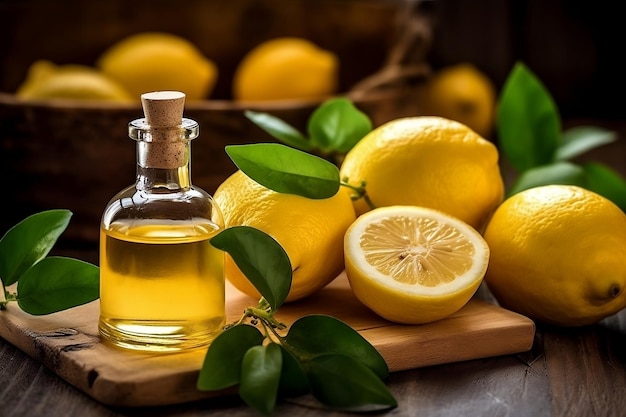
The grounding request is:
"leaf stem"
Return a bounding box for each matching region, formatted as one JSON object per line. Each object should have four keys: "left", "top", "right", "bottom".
{"left": 229, "top": 297, "right": 287, "bottom": 337}
{"left": 340, "top": 179, "right": 376, "bottom": 210}
{"left": 244, "top": 306, "right": 287, "bottom": 331}
{"left": 0, "top": 289, "right": 17, "bottom": 310}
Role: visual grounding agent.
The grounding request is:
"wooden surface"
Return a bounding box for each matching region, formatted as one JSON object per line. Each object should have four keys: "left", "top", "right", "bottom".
{"left": 0, "top": 273, "right": 533, "bottom": 408}
{"left": 3, "top": 276, "right": 626, "bottom": 417}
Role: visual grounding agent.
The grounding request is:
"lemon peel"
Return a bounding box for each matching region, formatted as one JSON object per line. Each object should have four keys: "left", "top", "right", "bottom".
{"left": 233, "top": 37, "right": 338, "bottom": 102}
{"left": 214, "top": 170, "right": 356, "bottom": 302}
{"left": 339, "top": 116, "right": 504, "bottom": 231}
{"left": 97, "top": 32, "right": 218, "bottom": 100}
{"left": 484, "top": 185, "right": 626, "bottom": 327}
{"left": 420, "top": 63, "right": 496, "bottom": 138}
{"left": 16, "top": 60, "right": 132, "bottom": 102}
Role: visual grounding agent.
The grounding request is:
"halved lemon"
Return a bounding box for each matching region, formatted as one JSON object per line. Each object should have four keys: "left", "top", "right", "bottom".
{"left": 344, "top": 205, "right": 490, "bottom": 324}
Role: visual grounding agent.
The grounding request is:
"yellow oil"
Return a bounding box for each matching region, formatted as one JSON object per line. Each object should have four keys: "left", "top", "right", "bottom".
{"left": 99, "top": 220, "right": 225, "bottom": 352}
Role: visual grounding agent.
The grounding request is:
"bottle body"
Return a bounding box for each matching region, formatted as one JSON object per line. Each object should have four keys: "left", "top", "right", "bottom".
{"left": 99, "top": 115, "right": 225, "bottom": 352}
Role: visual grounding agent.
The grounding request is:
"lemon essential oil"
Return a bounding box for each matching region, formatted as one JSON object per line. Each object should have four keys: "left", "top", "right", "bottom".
{"left": 99, "top": 91, "right": 225, "bottom": 352}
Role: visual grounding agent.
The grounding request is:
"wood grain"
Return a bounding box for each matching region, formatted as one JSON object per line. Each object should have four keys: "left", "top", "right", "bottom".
{"left": 0, "top": 273, "right": 535, "bottom": 408}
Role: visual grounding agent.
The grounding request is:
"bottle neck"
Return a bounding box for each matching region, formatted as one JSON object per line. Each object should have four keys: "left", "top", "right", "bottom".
{"left": 135, "top": 141, "right": 192, "bottom": 192}
{"left": 128, "top": 117, "right": 199, "bottom": 193}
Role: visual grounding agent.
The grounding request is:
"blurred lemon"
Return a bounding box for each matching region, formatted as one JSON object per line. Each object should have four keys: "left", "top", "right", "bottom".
{"left": 339, "top": 116, "right": 504, "bottom": 231}
{"left": 420, "top": 63, "right": 496, "bottom": 138}
{"left": 484, "top": 185, "right": 626, "bottom": 327}
{"left": 344, "top": 205, "right": 489, "bottom": 324}
{"left": 214, "top": 170, "right": 356, "bottom": 302}
{"left": 233, "top": 37, "right": 338, "bottom": 102}
{"left": 16, "top": 60, "right": 132, "bottom": 102}
{"left": 97, "top": 32, "right": 218, "bottom": 100}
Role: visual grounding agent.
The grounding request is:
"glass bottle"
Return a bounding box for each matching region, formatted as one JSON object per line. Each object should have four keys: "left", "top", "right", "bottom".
{"left": 99, "top": 91, "right": 225, "bottom": 352}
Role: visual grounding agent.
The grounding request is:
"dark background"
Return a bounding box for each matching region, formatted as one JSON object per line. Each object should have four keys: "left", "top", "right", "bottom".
{"left": 426, "top": 0, "right": 624, "bottom": 120}
{"left": 1, "top": 0, "right": 623, "bottom": 119}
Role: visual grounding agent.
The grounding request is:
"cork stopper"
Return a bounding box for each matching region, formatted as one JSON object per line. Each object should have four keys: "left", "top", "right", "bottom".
{"left": 140, "top": 91, "right": 187, "bottom": 169}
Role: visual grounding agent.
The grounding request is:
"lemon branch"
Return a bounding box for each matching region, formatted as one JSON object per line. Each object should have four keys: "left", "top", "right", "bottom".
{"left": 0, "top": 277, "right": 17, "bottom": 310}
{"left": 340, "top": 179, "right": 376, "bottom": 210}
{"left": 0, "top": 293, "right": 17, "bottom": 310}
{"left": 244, "top": 306, "right": 287, "bottom": 331}
{"left": 224, "top": 294, "right": 317, "bottom": 363}
{"left": 0, "top": 280, "right": 9, "bottom": 310}
{"left": 227, "top": 297, "right": 287, "bottom": 334}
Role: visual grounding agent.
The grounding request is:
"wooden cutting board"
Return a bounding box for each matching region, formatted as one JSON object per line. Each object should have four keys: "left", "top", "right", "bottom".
{"left": 0, "top": 273, "right": 535, "bottom": 407}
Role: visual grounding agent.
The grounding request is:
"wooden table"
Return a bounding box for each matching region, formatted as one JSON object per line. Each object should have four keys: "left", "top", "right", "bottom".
{"left": 2, "top": 298, "right": 626, "bottom": 417}
{"left": 2, "top": 259, "right": 626, "bottom": 417}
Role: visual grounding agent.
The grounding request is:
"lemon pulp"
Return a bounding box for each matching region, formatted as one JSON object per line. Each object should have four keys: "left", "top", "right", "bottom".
{"left": 344, "top": 205, "right": 489, "bottom": 324}
{"left": 361, "top": 216, "right": 475, "bottom": 287}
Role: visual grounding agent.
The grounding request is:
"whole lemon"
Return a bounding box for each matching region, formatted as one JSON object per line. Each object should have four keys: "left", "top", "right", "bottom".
{"left": 233, "top": 37, "right": 338, "bottom": 102}
{"left": 484, "top": 185, "right": 626, "bottom": 327}
{"left": 214, "top": 170, "right": 356, "bottom": 302}
{"left": 339, "top": 116, "right": 504, "bottom": 231}
{"left": 420, "top": 63, "right": 496, "bottom": 138}
{"left": 97, "top": 32, "right": 218, "bottom": 100}
{"left": 16, "top": 60, "right": 132, "bottom": 102}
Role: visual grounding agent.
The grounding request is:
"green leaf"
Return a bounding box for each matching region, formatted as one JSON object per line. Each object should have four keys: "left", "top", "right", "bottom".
{"left": 16, "top": 256, "right": 99, "bottom": 315}
{"left": 304, "top": 354, "right": 397, "bottom": 412}
{"left": 507, "top": 161, "right": 585, "bottom": 196}
{"left": 277, "top": 344, "right": 310, "bottom": 398}
{"left": 210, "top": 226, "right": 291, "bottom": 311}
{"left": 0, "top": 209, "right": 72, "bottom": 286}
{"left": 497, "top": 62, "right": 561, "bottom": 172}
{"left": 556, "top": 126, "right": 617, "bottom": 161}
{"left": 197, "top": 324, "right": 264, "bottom": 391}
{"left": 582, "top": 162, "right": 626, "bottom": 212}
{"left": 285, "top": 315, "right": 388, "bottom": 380}
{"left": 239, "top": 343, "right": 283, "bottom": 416}
{"left": 506, "top": 161, "right": 626, "bottom": 212}
{"left": 244, "top": 110, "right": 313, "bottom": 152}
{"left": 307, "top": 98, "right": 372, "bottom": 154}
{"left": 225, "top": 143, "right": 340, "bottom": 199}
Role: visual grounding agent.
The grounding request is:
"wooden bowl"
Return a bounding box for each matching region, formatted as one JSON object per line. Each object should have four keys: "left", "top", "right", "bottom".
{"left": 0, "top": 0, "right": 432, "bottom": 248}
